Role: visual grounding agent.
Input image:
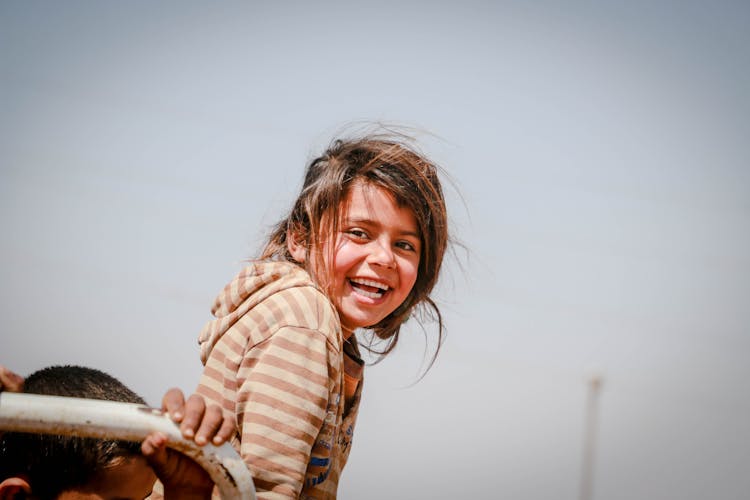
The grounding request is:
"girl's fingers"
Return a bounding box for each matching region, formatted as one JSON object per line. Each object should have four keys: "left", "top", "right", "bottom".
{"left": 179, "top": 393, "right": 206, "bottom": 440}
{"left": 162, "top": 387, "right": 187, "bottom": 422}
{"left": 214, "top": 411, "right": 237, "bottom": 445}
{"left": 194, "top": 403, "right": 223, "bottom": 446}
{"left": 161, "top": 390, "right": 234, "bottom": 446}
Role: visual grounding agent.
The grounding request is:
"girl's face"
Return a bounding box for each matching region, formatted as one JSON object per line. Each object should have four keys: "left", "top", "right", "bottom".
{"left": 324, "top": 181, "right": 421, "bottom": 334}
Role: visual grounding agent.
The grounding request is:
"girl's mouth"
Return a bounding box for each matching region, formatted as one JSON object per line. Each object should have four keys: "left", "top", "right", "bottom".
{"left": 349, "top": 278, "right": 390, "bottom": 299}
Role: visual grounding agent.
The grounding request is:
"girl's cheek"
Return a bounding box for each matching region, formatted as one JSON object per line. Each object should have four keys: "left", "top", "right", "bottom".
{"left": 402, "top": 269, "right": 419, "bottom": 292}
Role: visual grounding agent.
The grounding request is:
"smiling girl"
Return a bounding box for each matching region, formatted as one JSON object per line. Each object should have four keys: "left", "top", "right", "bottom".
{"left": 195, "top": 131, "right": 450, "bottom": 499}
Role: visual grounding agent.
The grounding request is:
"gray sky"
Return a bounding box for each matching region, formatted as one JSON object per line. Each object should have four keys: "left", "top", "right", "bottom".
{"left": 1, "top": 1, "right": 748, "bottom": 499}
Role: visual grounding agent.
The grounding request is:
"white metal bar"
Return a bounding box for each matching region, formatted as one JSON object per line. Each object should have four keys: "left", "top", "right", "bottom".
{"left": 0, "top": 392, "right": 255, "bottom": 500}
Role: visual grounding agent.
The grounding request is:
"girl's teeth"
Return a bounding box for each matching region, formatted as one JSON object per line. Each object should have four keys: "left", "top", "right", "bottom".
{"left": 354, "top": 287, "right": 383, "bottom": 299}
{"left": 349, "top": 279, "right": 387, "bottom": 298}
{"left": 350, "top": 278, "right": 388, "bottom": 291}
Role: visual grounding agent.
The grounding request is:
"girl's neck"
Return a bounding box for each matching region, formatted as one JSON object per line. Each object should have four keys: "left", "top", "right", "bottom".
{"left": 342, "top": 327, "right": 355, "bottom": 341}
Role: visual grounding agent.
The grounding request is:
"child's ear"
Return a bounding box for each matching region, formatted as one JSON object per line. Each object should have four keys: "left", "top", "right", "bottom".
{"left": 0, "top": 477, "right": 32, "bottom": 499}
{"left": 287, "top": 229, "right": 307, "bottom": 263}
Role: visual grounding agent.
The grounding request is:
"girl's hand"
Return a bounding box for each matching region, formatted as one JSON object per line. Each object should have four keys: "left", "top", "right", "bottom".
{"left": 141, "top": 389, "right": 236, "bottom": 499}
{"left": 160, "top": 388, "right": 235, "bottom": 446}
{"left": 0, "top": 365, "right": 24, "bottom": 393}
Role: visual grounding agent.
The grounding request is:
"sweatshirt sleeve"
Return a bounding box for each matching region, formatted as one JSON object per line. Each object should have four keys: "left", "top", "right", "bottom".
{"left": 235, "top": 325, "right": 332, "bottom": 499}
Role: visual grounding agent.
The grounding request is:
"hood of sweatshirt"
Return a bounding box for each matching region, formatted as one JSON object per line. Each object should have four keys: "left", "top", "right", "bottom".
{"left": 198, "top": 260, "right": 331, "bottom": 364}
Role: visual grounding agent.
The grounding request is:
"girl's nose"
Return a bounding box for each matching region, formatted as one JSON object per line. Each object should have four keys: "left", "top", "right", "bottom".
{"left": 368, "top": 240, "right": 396, "bottom": 268}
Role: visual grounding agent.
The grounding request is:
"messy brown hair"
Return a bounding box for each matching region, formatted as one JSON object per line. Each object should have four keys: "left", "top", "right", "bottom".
{"left": 261, "top": 131, "right": 449, "bottom": 364}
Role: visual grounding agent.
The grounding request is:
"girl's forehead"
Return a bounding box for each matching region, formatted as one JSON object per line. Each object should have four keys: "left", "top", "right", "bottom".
{"left": 338, "top": 182, "right": 420, "bottom": 235}
{"left": 341, "top": 181, "right": 403, "bottom": 215}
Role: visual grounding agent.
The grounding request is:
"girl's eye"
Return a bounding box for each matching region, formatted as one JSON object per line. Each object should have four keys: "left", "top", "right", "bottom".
{"left": 347, "top": 229, "right": 368, "bottom": 239}
{"left": 396, "top": 241, "right": 417, "bottom": 252}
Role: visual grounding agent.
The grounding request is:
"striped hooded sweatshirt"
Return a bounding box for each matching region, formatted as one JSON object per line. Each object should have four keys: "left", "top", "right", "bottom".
{"left": 196, "top": 260, "right": 363, "bottom": 499}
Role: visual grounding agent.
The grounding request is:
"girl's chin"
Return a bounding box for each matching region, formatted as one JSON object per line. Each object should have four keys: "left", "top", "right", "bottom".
{"left": 340, "top": 310, "right": 387, "bottom": 332}
{"left": 338, "top": 291, "right": 398, "bottom": 329}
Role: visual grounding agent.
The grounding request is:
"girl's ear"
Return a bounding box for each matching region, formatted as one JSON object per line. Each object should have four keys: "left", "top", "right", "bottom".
{"left": 287, "top": 229, "right": 307, "bottom": 263}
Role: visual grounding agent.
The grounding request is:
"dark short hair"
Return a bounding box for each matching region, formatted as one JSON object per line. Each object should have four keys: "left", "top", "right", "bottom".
{"left": 0, "top": 365, "right": 146, "bottom": 499}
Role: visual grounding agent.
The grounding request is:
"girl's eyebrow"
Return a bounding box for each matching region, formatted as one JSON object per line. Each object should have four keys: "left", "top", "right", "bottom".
{"left": 345, "top": 217, "right": 420, "bottom": 239}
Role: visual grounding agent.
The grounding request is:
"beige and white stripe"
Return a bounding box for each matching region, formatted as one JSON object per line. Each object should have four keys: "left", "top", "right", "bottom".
{"left": 196, "top": 261, "right": 361, "bottom": 499}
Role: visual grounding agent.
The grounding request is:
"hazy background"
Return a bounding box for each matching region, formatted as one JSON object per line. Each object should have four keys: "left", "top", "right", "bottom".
{"left": 2, "top": 1, "right": 748, "bottom": 499}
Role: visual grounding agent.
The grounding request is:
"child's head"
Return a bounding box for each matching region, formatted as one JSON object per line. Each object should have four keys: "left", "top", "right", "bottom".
{"left": 262, "top": 132, "right": 449, "bottom": 356}
{"left": 0, "top": 365, "right": 156, "bottom": 500}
